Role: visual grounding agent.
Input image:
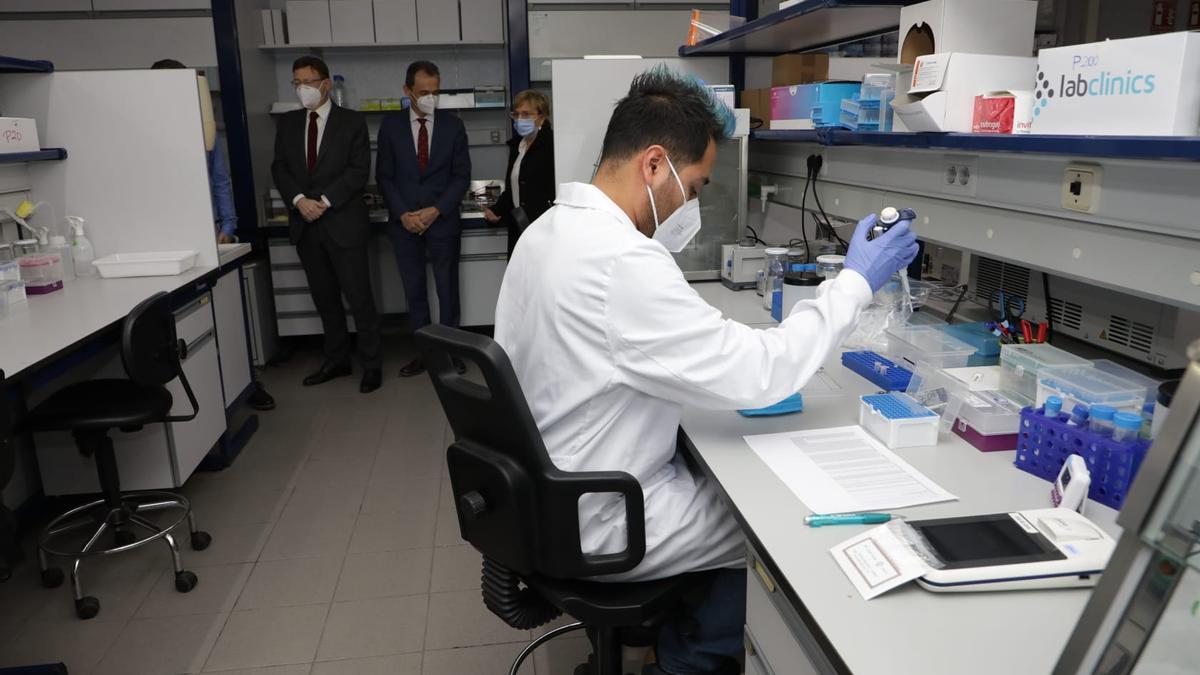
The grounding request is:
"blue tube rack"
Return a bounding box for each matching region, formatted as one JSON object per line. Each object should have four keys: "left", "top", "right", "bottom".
{"left": 1014, "top": 407, "right": 1151, "bottom": 510}
{"left": 841, "top": 351, "right": 912, "bottom": 391}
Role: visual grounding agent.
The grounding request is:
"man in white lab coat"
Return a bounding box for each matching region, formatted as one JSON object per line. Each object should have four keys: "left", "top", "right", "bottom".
{"left": 494, "top": 67, "right": 918, "bottom": 675}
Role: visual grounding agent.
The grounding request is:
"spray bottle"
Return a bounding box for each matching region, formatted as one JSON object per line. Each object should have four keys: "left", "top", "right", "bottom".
{"left": 68, "top": 216, "right": 96, "bottom": 278}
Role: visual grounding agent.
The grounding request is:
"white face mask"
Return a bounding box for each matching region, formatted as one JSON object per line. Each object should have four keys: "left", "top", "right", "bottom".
{"left": 416, "top": 94, "right": 438, "bottom": 115}
{"left": 646, "top": 156, "right": 701, "bottom": 253}
{"left": 296, "top": 84, "right": 323, "bottom": 110}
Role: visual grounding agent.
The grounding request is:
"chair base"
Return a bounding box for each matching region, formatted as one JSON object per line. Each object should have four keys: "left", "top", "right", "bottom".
{"left": 38, "top": 490, "right": 210, "bottom": 620}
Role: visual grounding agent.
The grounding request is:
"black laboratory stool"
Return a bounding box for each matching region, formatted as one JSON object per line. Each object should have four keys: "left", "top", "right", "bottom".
{"left": 21, "top": 292, "right": 211, "bottom": 620}
{"left": 416, "top": 325, "right": 713, "bottom": 675}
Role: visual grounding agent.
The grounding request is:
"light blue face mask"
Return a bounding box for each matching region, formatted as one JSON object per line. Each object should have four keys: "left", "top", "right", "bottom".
{"left": 514, "top": 118, "right": 538, "bottom": 137}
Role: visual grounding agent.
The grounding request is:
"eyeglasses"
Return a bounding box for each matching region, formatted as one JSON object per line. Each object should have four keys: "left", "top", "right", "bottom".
{"left": 292, "top": 78, "right": 325, "bottom": 88}
{"left": 510, "top": 111, "right": 540, "bottom": 120}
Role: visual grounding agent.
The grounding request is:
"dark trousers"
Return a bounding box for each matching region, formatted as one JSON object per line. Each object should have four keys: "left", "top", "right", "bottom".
{"left": 656, "top": 569, "right": 746, "bottom": 674}
{"left": 388, "top": 221, "right": 461, "bottom": 329}
{"left": 296, "top": 223, "right": 382, "bottom": 369}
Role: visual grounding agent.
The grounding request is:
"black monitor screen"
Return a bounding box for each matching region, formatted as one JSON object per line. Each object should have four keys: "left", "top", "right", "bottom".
{"left": 912, "top": 514, "right": 1066, "bottom": 569}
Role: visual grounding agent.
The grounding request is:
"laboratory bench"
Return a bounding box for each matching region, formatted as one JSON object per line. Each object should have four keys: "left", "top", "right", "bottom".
{"left": 680, "top": 280, "right": 1121, "bottom": 675}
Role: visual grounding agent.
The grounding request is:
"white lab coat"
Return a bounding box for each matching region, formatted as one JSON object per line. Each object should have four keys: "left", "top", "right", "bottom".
{"left": 494, "top": 182, "right": 874, "bottom": 582}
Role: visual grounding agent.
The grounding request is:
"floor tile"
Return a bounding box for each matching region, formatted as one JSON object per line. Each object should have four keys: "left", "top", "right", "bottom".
{"left": 429, "top": 545, "right": 482, "bottom": 592}
{"left": 372, "top": 445, "right": 444, "bottom": 482}
{"left": 360, "top": 475, "right": 441, "bottom": 515}
{"left": 187, "top": 485, "right": 291, "bottom": 528}
{"left": 348, "top": 511, "right": 436, "bottom": 553}
{"left": 335, "top": 548, "right": 433, "bottom": 602}
{"left": 310, "top": 653, "right": 422, "bottom": 675}
{"left": 424, "top": 589, "right": 532, "bottom": 651}
{"left": 307, "top": 428, "right": 384, "bottom": 463}
{"left": 317, "top": 408, "right": 389, "bottom": 437}
{"left": 181, "top": 521, "right": 274, "bottom": 566}
{"left": 317, "top": 595, "right": 429, "bottom": 661}
{"left": 203, "top": 665, "right": 311, "bottom": 675}
{"left": 280, "top": 479, "right": 367, "bottom": 518}
{"left": 421, "top": 642, "right": 532, "bottom": 675}
{"left": 0, "top": 617, "right": 126, "bottom": 674}
{"left": 434, "top": 489, "right": 465, "bottom": 548}
{"left": 533, "top": 636, "right": 593, "bottom": 675}
{"left": 94, "top": 612, "right": 227, "bottom": 675}
{"left": 236, "top": 556, "right": 344, "bottom": 610}
{"left": 33, "top": 558, "right": 163, "bottom": 624}
{"left": 293, "top": 458, "right": 374, "bottom": 493}
{"left": 260, "top": 512, "right": 355, "bottom": 561}
{"left": 203, "top": 603, "right": 328, "bottom": 672}
{"left": 136, "top": 562, "right": 253, "bottom": 618}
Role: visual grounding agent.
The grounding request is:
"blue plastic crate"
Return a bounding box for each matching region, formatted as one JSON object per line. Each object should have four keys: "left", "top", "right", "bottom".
{"left": 1014, "top": 407, "right": 1151, "bottom": 510}
{"left": 841, "top": 351, "right": 913, "bottom": 391}
{"left": 943, "top": 322, "right": 1001, "bottom": 367}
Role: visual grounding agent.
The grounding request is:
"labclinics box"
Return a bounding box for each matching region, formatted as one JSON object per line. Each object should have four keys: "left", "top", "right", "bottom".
{"left": 1030, "top": 32, "right": 1200, "bottom": 136}
{"left": 891, "top": 53, "right": 1035, "bottom": 132}
{"left": 770, "top": 82, "right": 860, "bottom": 130}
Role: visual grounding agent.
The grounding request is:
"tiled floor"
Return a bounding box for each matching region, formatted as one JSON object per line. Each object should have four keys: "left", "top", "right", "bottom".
{"left": 0, "top": 342, "right": 593, "bottom": 674}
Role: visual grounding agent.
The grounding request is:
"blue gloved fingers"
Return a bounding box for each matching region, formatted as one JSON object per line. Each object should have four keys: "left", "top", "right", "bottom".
{"left": 876, "top": 218, "right": 914, "bottom": 243}
{"left": 853, "top": 213, "right": 878, "bottom": 243}
{"left": 899, "top": 242, "right": 921, "bottom": 266}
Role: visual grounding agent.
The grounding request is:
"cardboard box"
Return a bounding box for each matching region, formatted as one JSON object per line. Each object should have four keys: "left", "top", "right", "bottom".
{"left": 740, "top": 89, "right": 770, "bottom": 124}
{"left": 770, "top": 82, "right": 861, "bottom": 130}
{"left": 1030, "top": 32, "right": 1200, "bottom": 136}
{"left": 898, "top": 0, "right": 1037, "bottom": 64}
{"left": 285, "top": 1, "right": 331, "bottom": 44}
{"left": 0, "top": 118, "right": 39, "bottom": 154}
{"left": 707, "top": 84, "right": 736, "bottom": 112}
{"left": 373, "top": 0, "right": 417, "bottom": 43}
{"left": 331, "top": 0, "right": 375, "bottom": 43}
{"left": 272, "top": 10, "right": 288, "bottom": 45}
{"left": 261, "top": 10, "right": 275, "bottom": 45}
{"left": 771, "top": 53, "right": 830, "bottom": 87}
{"left": 891, "top": 53, "right": 1035, "bottom": 132}
{"left": 972, "top": 90, "right": 1035, "bottom": 134}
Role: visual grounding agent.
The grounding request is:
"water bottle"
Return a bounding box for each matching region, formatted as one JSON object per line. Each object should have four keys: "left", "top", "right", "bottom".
{"left": 331, "top": 74, "right": 348, "bottom": 108}
{"left": 1089, "top": 405, "right": 1116, "bottom": 436}
{"left": 765, "top": 247, "right": 787, "bottom": 319}
{"left": 762, "top": 248, "right": 787, "bottom": 310}
{"left": 1043, "top": 395, "right": 1062, "bottom": 418}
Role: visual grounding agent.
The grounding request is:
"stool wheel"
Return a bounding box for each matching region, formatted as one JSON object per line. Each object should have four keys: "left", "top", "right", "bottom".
{"left": 114, "top": 529, "right": 137, "bottom": 546}
{"left": 75, "top": 595, "right": 100, "bottom": 620}
{"left": 41, "top": 567, "right": 64, "bottom": 588}
{"left": 190, "top": 530, "right": 212, "bottom": 551}
{"left": 175, "top": 570, "right": 198, "bottom": 593}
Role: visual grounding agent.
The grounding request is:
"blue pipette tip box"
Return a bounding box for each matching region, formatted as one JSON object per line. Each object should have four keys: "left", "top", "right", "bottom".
{"left": 841, "top": 351, "right": 913, "bottom": 391}
{"left": 861, "top": 393, "right": 937, "bottom": 419}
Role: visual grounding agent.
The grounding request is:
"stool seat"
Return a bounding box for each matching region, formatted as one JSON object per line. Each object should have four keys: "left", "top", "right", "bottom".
{"left": 526, "top": 572, "right": 710, "bottom": 628}
{"left": 24, "top": 380, "right": 173, "bottom": 432}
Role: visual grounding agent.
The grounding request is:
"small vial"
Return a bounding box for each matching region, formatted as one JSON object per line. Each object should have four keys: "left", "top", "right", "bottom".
{"left": 1089, "top": 405, "right": 1117, "bottom": 436}
{"left": 1067, "top": 404, "right": 1090, "bottom": 427}
{"left": 1112, "top": 412, "right": 1142, "bottom": 443}
{"left": 1043, "top": 396, "right": 1063, "bottom": 418}
{"left": 1140, "top": 402, "right": 1155, "bottom": 440}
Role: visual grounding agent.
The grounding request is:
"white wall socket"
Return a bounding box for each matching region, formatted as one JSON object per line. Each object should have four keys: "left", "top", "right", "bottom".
{"left": 939, "top": 155, "right": 977, "bottom": 197}
{"left": 1061, "top": 164, "right": 1103, "bottom": 213}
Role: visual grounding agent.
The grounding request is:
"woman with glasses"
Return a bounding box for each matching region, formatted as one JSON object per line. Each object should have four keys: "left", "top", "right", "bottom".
{"left": 485, "top": 90, "right": 555, "bottom": 253}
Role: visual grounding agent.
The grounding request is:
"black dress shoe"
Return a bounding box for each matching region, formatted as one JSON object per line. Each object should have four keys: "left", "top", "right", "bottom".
{"left": 303, "top": 361, "right": 352, "bottom": 386}
{"left": 360, "top": 368, "right": 382, "bottom": 393}
{"left": 398, "top": 357, "right": 426, "bottom": 378}
{"left": 452, "top": 357, "right": 467, "bottom": 375}
{"left": 247, "top": 383, "right": 276, "bottom": 411}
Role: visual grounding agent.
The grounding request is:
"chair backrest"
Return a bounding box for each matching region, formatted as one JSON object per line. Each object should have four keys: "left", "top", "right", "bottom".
{"left": 121, "top": 292, "right": 198, "bottom": 423}
{"left": 512, "top": 206, "right": 532, "bottom": 236}
{"left": 415, "top": 324, "right": 646, "bottom": 579}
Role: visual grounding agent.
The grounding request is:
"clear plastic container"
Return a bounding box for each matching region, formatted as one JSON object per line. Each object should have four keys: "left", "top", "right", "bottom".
{"left": 943, "top": 322, "right": 1001, "bottom": 366}
{"left": 1090, "top": 359, "right": 1162, "bottom": 407}
{"left": 816, "top": 254, "right": 845, "bottom": 280}
{"left": 1089, "top": 405, "right": 1116, "bottom": 436}
{"left": 859, "top": 392, "right": 940, "bottom": 449}
{"left": 0, "top": 259, "right": 18, "bottom": 282}
{"left": 0, "top": 279, "right": 26, "bottom": 311}
{"left": 885, "top": 325, "right": 977, "bottom": 370}
{"left": 952, "top": 389, "right": 1025, "bottom": 436}
{"left": 1036, "top": 365, "right": 1147, "bottom": 415}
{"left": 1112, "top": 412, "right": 1142, "bottom": 443}
{"left": 998, "top": 343, "right": 1091, "bottom": 403}
{"left": 0, "top": 243, "right": 13, "bottom": 263}
{"left": 18, "top": 253, "right": 64, "bottom": 294}
{"left": 763, "top": 248, "right": 787, "bottom": 311}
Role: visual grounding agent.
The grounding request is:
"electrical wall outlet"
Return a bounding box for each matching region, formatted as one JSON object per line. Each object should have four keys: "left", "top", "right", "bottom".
{"left": 1061, "top": 164, "right": 1103, "bottom": 213}
{"left": 939, "top": 155, "right": 977, "bottom": 197}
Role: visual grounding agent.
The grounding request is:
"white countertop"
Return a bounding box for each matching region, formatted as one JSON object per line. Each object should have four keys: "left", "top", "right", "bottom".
{"left": 218, "top": 242, "right": 253, "bottom": 267}
{"left": 681, "top": 282, "right": 1119, "bottom": 675}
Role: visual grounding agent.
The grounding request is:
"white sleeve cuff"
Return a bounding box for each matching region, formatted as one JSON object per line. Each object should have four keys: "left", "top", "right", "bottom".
{"left": 837, "top": 269, "right": 876, "bottom": 309}
{"left": 292, "top": 194, "right": 303, "bottom": 207}
{"left": 321, "top": 195, "right": 331, "bottom": 208}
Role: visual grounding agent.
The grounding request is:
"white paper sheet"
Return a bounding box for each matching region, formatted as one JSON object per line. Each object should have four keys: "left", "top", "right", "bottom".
{"left": 743, "top": 425, "right": 957, "bottom": 514}
{"left": 830, "top": 523, "right": 933, "bottom": 600}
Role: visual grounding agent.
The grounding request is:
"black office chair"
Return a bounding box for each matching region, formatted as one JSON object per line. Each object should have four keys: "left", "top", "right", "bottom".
{"left": 21, "top": 292, "right": 211, "bottom": 620}
{"left": 416, "top": 325, "right": 712, "bottom": 675}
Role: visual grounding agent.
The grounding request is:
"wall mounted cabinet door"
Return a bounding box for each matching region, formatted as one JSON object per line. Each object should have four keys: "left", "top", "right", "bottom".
{"left": 373, "top": 0, "right": 417, "bottom": 43}
{"left": 0, "top": 1, "right": 92, "bottom": 11}
{"left": 416, "top": 0, "right": 458, "bottom": 42}
{"left": 92, "top": 0, "right": 214, "bottom": 8}
{"left": 460, "top": 0, "right": 503, "bottom": 43}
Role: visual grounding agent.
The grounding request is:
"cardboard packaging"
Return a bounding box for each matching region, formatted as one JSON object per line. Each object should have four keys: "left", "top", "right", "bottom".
{"left": 771, "top": 53, "right": 830, "bottom": 87}
{"left": 706, "top": 84, "right": 736, "bottom": 112}
{"left": 1030, "top": 31, "right": 1200, "bottom": 136}
{"left": 771, "top": 82, "right": 861, "bottom": 130}
{"left": 891, "top": 53, "right": 1035, "bottom": 132}
{"left": 373, "top": 0, "right": 417, "bottom": 43}
{"left": 286, "top": 1, "right": 332, "bottom": 44}
{"left": 898, "top": 0, "right": 1037, "bottom": 64}
{"left": 972, "top": 90, "right": 1035, "bottom": 134}
{"left": 740, "top": 89, "right": 771, "bottom": 124}
{"left": 0, "top": 118, "right": 39, "bottom": 154}
{"left": 330, "top": 0, "right": 375, "bottom": 43}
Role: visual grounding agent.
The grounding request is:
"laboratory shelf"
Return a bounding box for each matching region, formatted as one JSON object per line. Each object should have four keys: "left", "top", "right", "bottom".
{"left": 0, "top": 149, "right": 68, "bottom": 164}
{"left": 752, "top": 128, "right": 1200, "bottom": 162}
{"left": 0, "top": 56, "right": 54, "bottom": 74}
{"left": 259, "top": 41, "right": 504, "bottom": 51}
{"left": 678, "top": 0, "right": 916, "bottom": 57}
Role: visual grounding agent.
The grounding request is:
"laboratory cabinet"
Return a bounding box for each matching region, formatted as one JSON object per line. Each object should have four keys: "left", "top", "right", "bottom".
{"left": 373, "top": 0, "right": 418, "bottom": 43}
{"left": 0, "top": 0, "right": 92, "bottom": 10}
{"left": 745, "top": 547, "right": 823, "bottom": 675}
{"left": 91, "top": 0, "right": 213, "bottom": 8}
{"left": 416, "top": 0, "right": 459, "bottom": 42}
{"left": 213, "top": 266, "right": 253, "bottom": 407}
{"left": 32, "top": 292, "right": 227, "bottom": 495}
{"left": 459, "top": 0, "right": 504, "bottom": 43}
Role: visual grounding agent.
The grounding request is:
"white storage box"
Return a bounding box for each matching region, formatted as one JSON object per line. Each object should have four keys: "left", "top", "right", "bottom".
{"left": 891, "top": 53, "right": 1036, "bottom": 132}
{"left": 331, "top": 0, "right": 374, "bottom": 43}
{"left": 0, "top": 117, "right": 39, "bottom": 154}
{"left": 859, "top": 393, "right": 940, "bottom": 450}
{"left": 373, "top": 0, "right": 417, "bottom": 43}
{"left": 286, "top": 0, "right": 332, "bottom": 44}
{"left": 898, "top": 0, "right": 1037, "bottom": 63}
{"left": 1030, "top": 32, "right": 1200, "bottom": 136}
{"left": 1036, "top": 365, "right": 1147, "bottom": 415}
{"left": 93, "top": 251, "right": 197, "bottom": 278}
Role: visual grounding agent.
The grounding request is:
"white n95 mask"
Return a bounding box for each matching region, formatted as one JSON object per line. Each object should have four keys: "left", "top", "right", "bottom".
{"left": 416, "top": 94, "right": 438, "bottom": 115}
{"left": 646, "top": 156, "right": 702, "bottom": 253}
{"left": 296, "top": 84, "right": 323, "bottom": 110}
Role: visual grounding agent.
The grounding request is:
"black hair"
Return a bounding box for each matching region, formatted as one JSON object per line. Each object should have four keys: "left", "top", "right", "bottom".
{"left": 599, "top": 65, "right": 733, "bottom": 168}
{"left": 151, "top": 59, "right": 187, "bottom": 70}
{"left": 405, "top": 60, "right": 440, "bottom": 89}
{"left": 292, "top": 55, "right": 330, "bottom": 80}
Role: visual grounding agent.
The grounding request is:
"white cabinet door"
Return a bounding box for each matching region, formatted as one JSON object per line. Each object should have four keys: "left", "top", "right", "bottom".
{"left": 416, "top": 0, "right": 458, "bottom": 42}
{"left": 92, "top": 0, "right": 213, "bottom": 8}
{"left": 166, "top": 324, "right": 225, "bottom": 484}
{"left": 373, "top": 0, "right": 417, "bottom": 43}
{"left": 460, "top": 0, "right": 503, "bottom": 43}
{"left": 0, "top": 0, "right": 91, "bottom": 10}
{"left": 213, "top": 267, "right": 253, "bottom": 407}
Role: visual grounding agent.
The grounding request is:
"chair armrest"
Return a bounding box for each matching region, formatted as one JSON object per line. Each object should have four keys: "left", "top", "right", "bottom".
{"left": 548, "top": 470, "right": 646, "bottom": 577}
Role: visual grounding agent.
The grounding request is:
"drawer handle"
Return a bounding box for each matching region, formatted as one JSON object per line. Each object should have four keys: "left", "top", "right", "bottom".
{"left": 183, "top": 330, "right": 215, "bottom": 358}
{"left": 754, "top": 560, "right": 776, "bottom": 593}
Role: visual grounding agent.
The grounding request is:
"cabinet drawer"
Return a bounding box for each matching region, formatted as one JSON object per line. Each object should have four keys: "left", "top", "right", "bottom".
{"left": 167, "top": 329, "right": 226, "bottom": 483}
{"left": 744, "top": 626, "right": 774, "bottom": 675}
{"left": 174, "top": 293, "right": 215, "bottom": 345}
{"left": 272, "top": 266, "right": 309, "bottom": 290}
{"left": 746, "top": 554, "right": 822, "bottom": 675}
{"left": 460, "top": 228, "right": 508, "bottom": 255}
{"left": 269, "top": 242, "right": 301, "bottom": 265}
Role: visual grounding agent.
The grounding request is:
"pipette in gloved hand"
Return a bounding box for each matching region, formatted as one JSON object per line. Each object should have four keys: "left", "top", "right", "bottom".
{"left": 877, "top": 207, "right": 916, "bottom": 312}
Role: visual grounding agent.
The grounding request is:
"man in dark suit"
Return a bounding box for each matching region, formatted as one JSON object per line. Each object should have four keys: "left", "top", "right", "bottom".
{"left": 377, "top": 60, "right": 471, "bottom": 377}
{"left": 272, "top": 55, "right": 382, "bottom": 393}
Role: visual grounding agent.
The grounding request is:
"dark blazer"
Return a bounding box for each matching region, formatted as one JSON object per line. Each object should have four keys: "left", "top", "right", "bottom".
{"left": 376, "top": 109, "right": 471, "bottom": 229}
{"left": 271, "top": 104, "right": 371, "bottom": 247}
{"left": 492, "top": 122, "right": 555, "bottom": 232}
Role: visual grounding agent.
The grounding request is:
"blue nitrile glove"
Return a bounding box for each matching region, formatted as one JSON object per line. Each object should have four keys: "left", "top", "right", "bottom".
{"left": 844, "top": 212, "right": 920, "bottom": 293}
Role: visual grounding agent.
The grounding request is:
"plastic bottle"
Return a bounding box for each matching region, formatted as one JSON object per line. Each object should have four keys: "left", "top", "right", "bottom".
{"left": 331, "top": 75, "right": 348, "bottom": 108}
{"left": 1067, "top": 404, "right": 1090, "bottom": 427}
{"left": 1089, "top": 405, "right": 1116, "bottom": 436}
{"left": 763, "top": 247, "right": 787, "bottom": 311}
{"left": 68, "top": 216, "right": 96, "bottom": 278}
{"left": 1043, "top": 395, "right": 1062, "bottom": 418}
{"left": 1112, "top": 412, "right": 1142, "bottom": 443}
{"left": 47, "top": 235, "right": 75, "bottom": 282}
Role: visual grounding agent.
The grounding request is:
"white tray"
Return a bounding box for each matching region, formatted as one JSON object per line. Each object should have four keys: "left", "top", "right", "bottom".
{"left": 92, "top": 250, "right": 197, "bottom": 278}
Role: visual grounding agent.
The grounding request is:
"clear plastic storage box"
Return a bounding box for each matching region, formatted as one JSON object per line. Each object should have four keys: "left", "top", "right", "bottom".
{"left": 950, "top": 389, "right": 1027, "bottom": 452}
{"left": 859, "top": 392, "right": 940, "bottom": 449}
{"left": 1036, "top": 365, "right": 1148, "bottom": 415}
{"left": 0, "top": 259, "right": 18, "bottom": 282}
{"left": 886, "top": 325, "right": 977, "bottom": 370}
{"left": 1091, "top": 359, "right": 1162, "bottom": 407}
{"left": 999, "top": 343, "right": 1090, "bottom": 402}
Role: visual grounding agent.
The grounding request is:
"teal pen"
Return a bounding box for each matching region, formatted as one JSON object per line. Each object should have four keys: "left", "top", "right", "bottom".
{"left": 804, "top": 512, "right": 892, "bottom": 527}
